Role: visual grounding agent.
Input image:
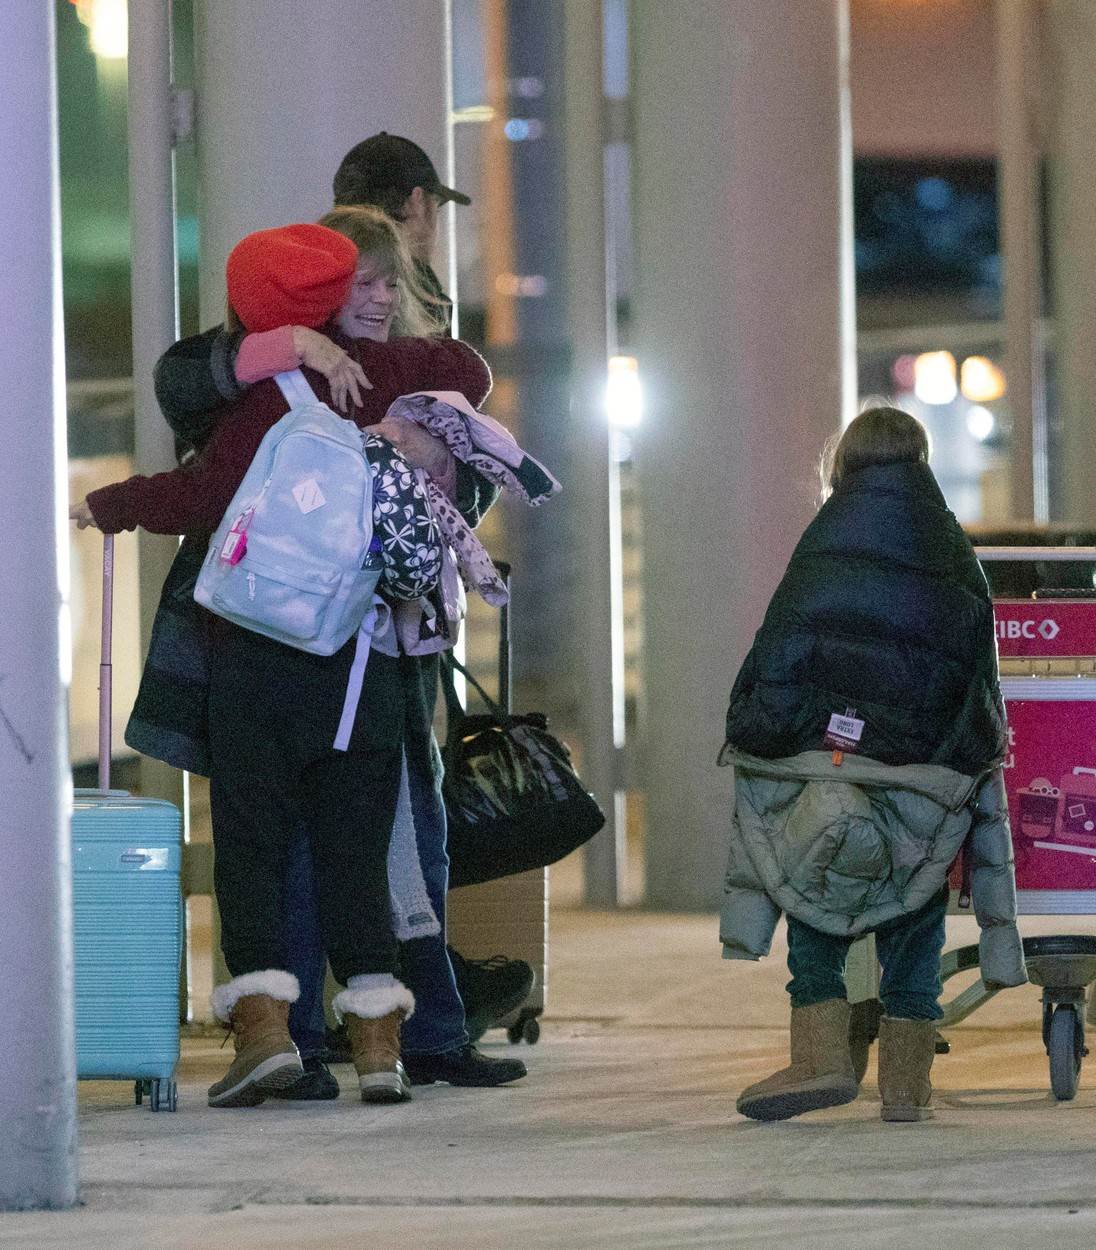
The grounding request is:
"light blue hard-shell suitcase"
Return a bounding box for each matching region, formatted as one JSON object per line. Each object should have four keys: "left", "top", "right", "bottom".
{"left": 72, "top": 534, "right": 183, "bottom": 1111}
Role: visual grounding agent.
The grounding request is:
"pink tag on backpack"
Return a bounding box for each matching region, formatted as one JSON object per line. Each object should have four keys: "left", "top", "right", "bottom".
{"left": 219, "top": 508, "right": 253, "bottom": 565}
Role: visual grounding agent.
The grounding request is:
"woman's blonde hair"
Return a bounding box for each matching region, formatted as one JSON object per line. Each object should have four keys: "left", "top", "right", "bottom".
{"left": 317, "top": 205, "right": 446, "bottom": 338}
{"left": 820, "top": 406, "right": 931, "bottom": 499}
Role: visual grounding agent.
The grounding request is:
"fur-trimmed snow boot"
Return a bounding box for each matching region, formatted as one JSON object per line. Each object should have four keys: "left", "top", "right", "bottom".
{"left": 333, "top": 981, "right": 415, "bottom": 1104}
{"left": 736, "top": 999, "right": 859, "bottom": 1122}
{"left": 207, "top": 971, "right": 303, "bottom": 1108}
{"left": 878, "top": 1016, "right": 936, "bottom": 1122}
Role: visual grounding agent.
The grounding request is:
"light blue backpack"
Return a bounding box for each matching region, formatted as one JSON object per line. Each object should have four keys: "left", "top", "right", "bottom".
{"left": 194, "top": 370, "right": 382, "bottom": 657}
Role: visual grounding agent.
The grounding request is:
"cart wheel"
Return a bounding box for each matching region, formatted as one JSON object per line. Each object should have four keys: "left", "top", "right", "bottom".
{"left": 134, "top": 1080, "right": 144, "bottom": 1106}
{"left": 1048, "top": 1005, "right": 1083, "bottom": 1101}
{"left": 934, "top": 1031, "right": 950, "bottom": 1056}
{"left": 521, "top": 1017, "right": 540, "bottom": 1045}
{"left": 507, "top": 1024, "right": 523, "bottom": 1045}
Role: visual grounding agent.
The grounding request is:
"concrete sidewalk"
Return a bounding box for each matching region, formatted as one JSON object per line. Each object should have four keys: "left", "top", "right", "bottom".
{"left": 4, "top": 908, "right": 1096, "bottom": 1249}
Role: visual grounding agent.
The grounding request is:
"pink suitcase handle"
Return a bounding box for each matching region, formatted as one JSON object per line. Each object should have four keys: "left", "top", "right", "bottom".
{"left": 98, "top": 533, "right": 114, "bottom": 793}
{"left": 1073, "top": 768, "right": 1096, "bottom": 780}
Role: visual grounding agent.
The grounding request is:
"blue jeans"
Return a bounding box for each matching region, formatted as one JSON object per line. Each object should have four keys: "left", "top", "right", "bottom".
{"left": 397, "top": 743, "right": 469, "bottom": 1056}
{"left": 785, "top": 886, "right": 948, "bottom": 1021}
{"left": 281, "top": 744, "right": 469, "bottom": 1060}
{"left": 282, "top": 831, "right": 327, "bottom": 1060}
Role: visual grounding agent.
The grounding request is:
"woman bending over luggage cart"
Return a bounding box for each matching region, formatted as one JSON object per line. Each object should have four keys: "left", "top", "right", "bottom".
{"left": 71, "top": 220, "right": 494, "bottom": 1108}
{"left": 719, "top": 406, "right": 1027, "bottom": 1123}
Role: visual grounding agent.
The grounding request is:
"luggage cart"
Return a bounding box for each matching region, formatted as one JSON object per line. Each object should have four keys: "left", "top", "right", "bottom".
{"left": 939, "top": 546, "right": 1096, "bottom": 1100}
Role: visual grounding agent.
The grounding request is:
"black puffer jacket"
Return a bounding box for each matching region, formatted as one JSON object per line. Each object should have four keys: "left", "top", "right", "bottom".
{"left": 723, "top": 460, "right": 1006, "bottom": 777}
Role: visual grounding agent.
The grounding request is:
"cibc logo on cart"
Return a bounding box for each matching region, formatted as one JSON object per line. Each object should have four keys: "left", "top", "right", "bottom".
{"left": 996, "top": 617, "right": 1061, "bottom": 642}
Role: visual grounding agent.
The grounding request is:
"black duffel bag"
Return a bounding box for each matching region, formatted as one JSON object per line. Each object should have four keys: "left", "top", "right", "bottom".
{"left": 440, "top": 653, "right": 605, "bottom": 889}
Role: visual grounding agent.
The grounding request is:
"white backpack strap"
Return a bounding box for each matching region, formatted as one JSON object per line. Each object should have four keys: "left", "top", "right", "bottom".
{"left": 274, "top": 368, "right": 320, "bottom": 409}
{"left": 332, "top": 597, "right": 388, "bottom": 752}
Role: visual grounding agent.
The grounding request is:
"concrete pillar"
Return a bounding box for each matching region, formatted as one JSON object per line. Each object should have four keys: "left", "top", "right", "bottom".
{"left": 0, "top": 0, "right": 79, "bottom": 1210}
{"left": 193, "top": 0, "right": 455, "bottom": 325}
{"left": 563, "top": 0, "right": 624, "bottom": 904}
{"left": 192, "top": 0, "right": 455, "bottom": 993}
{"left": 128, "top": 0, "right": 187, "bottom": 812}
{"left": 996, "top": 0, "right": 1047, "bottom": 522}
{"left": 632, "top": 0, "right": 855, "bottom": 909}
{"left": 483, "top": 2, "right": 574, "bottom": 728}
{"left": 1045, "top": 1, "right": 1096, "bottom": 524}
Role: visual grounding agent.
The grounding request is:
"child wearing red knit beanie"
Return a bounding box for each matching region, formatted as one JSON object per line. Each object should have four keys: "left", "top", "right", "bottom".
{"left": 224, "top": 223, "right": 359, "bottom": 333}
{"left": 70, "top": 219, "right": 494, "bottom": 1113}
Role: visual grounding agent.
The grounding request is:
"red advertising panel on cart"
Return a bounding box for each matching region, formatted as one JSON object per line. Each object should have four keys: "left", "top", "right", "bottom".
{"left": 994, "top": 599, "right": 1096, "bottom": 658}
{"left": 994, "top": 600, "right": 1096, "bottom": 905}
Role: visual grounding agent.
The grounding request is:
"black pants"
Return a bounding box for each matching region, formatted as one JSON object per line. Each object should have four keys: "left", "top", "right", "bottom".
{"left": 208, "top": 623, "right": 403, "bottom": 985}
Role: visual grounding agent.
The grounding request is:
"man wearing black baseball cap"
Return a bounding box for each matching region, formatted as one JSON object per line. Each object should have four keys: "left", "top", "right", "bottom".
{"left": 327, "top": 134, "right": 538, "bottom": 1083}
{"left": 334, "top": 131, "right": 471, "bottom": 208}
{"left": 333, "top": 132, "right": 471, "bottom": 333}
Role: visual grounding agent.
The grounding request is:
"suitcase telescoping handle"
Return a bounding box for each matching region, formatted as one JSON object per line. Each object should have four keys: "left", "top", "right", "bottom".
{"left": 496, "top": 560, "right": 512, "bottom": 718}
{"left": 98, "top": 533, "right": 114, "bottom": 792}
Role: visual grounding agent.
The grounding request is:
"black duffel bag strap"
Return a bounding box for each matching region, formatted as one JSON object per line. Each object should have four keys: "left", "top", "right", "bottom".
{"left": 440, "top": 650, "right": 512, "bottom": 741}
{"left": 438, "top": 649, "right": 467, "bottom": 744}
{"left": 439, "top": 558, "right": 511, "bottom": 742}
{"left": 444, "top": 650, "right": 509, "bottom": 721}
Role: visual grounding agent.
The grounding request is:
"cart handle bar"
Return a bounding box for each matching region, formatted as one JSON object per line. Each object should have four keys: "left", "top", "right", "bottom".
{"left": 975, "top": 546, "right": 1096, "bottom": 562}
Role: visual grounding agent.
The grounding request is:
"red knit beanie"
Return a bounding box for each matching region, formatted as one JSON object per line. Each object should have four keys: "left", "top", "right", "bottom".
{"left": 225, "top": 223, "right": 359, "bottom": 333}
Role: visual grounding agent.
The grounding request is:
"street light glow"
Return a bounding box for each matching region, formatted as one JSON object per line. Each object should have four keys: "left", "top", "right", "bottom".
{"left": 606, "top": 356, "right": 642, "bottom": 428}
{"left": 960, "top": 355, "right": 1007, "bottom": 403}
{"left": 913, "top": 351, "right": 958, "bottom": 406}
{"left": 73, "top": 0, "right": 128, "bottom": 60}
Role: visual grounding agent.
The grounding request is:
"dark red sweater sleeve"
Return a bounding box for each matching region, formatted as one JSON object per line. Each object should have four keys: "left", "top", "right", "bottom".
{"left": 86, "top": 392, "right": 280, "bottom": 536}
{"left": 386, "top": 338, "right": 492, "bottom": 409}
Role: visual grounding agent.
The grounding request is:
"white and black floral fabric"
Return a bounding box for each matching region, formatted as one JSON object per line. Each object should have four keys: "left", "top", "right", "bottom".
{"left": 363, "top": 432, "right": 442, "bottom": 602}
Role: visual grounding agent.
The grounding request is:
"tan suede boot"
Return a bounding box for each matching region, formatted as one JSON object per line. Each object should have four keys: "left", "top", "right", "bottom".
{"left": 334, "top": 983, "right": 415, "bottom": 1104}
{"left": 878, "top": 1016, "right": 936, "bottom": 1122}
{"left": 737, "top": 999, "right": 859, "bottom": 1122}
{"left": 848, "top": 998, "right": 884, "bottom": 1086}
{"left": 344, "top": 1012, "right": 411, "bottom": 1103}
{"left": 207, "top": 992, "right": 302, "bottom": 1109}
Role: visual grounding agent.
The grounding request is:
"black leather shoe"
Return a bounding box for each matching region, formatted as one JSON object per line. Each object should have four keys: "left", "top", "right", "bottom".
{"left": 269, "top": 1056, "right": 340, "bottom": 1101}
{"left": 448, "top": 947, "right": 535, "bottom": 1043}
{"left": 403, "top": 1043, "right": 528, "bottom": 1087}
{"left": 324, "top": 1025, "right": 353, "bottom": 1065}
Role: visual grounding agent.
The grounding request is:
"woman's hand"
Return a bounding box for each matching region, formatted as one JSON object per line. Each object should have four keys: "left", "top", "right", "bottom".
{"left": 292, "top": 326, "right": 372, "bottom": 412}
{"left": 70, "top": 499, "right": 99, "bottom": 530}
{"left": 374, "top": 414, "right": 451, "bottom": 478}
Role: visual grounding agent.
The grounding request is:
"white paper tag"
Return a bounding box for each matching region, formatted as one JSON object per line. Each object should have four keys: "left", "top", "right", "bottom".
{"left": 293, "top": 478, "right": 326, "bottom": 514}
{"left": 826, "top": 712, "right": 864, "bottom": 743}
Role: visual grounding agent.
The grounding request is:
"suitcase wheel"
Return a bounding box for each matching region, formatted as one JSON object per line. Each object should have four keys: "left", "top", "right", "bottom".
{"left": 149, "top": 1078, "right": 178, "bottom": 1113}
{"left": 507, "top": 1014, "right": 541, "bottom": 1045}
